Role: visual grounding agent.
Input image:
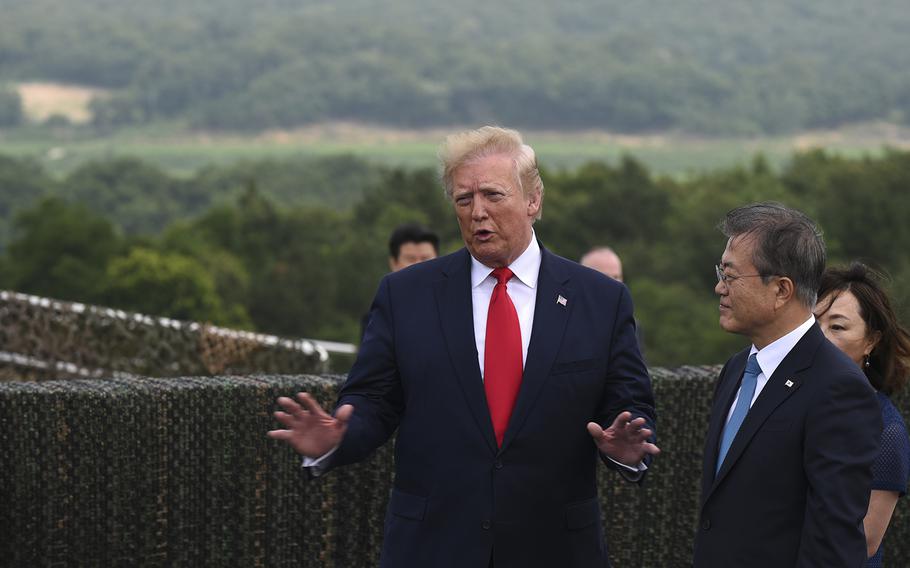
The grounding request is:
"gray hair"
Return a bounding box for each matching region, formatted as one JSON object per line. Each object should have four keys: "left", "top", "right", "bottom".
{"left": 719, "top": 202, "right": 825, "bottom": 309}
{"left": 438, "top": 126, "right": 544, "bottom": 221}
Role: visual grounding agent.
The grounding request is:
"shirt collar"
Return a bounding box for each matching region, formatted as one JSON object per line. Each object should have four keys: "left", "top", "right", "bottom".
{"left": 750, "top": 315, "right": 815, "bottom": 378}
{"left": 470, "top": 230, "right": 541, "bottom": 290}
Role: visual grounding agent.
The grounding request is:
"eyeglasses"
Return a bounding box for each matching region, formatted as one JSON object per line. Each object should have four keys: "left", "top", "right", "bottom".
{"left": 715, "top": 264, "right": 764, "bottom": 284}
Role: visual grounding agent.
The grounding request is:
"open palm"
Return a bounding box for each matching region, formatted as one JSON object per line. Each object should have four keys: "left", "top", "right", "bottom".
{"left": 267, "top": 392, "right": 353, "bottom": 458}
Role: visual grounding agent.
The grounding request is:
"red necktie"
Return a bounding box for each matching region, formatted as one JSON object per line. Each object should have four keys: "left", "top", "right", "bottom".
{"left": 484, "top": 267, "right": 523, "bottom": 447}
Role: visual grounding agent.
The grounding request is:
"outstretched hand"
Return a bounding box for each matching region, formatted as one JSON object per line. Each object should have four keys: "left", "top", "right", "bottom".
{"left": 587, "top": 411, "right": 660, "bottom": 467}
{"left": 267, "top": 392, "right": 353, "bottom": 458}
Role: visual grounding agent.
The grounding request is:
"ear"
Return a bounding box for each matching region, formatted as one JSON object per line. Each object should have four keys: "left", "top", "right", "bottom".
{"left": 389, "top": 257, "right": 399, "bottom": 272}
{"left": 865, "top": 330, "right": 883, "bottom": 356}
{"left": 526, "top": 190, "right": 541, "bottom": 217}
{"left": 773, "top": 276, "right": 796, "bottom": 309}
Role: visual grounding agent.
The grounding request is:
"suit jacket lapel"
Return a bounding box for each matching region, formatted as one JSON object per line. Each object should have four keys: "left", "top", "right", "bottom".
{"left": 434, "top": 249, "right": 498, "bottom": 453}
{"left": 500, "top": 247, "right": 572, "bottom": 452}
{"left": 707, "top": 325, "right": 823, "bottom": 496}
{"left": 700, "top": 353, "right": 748, "bottom": 501}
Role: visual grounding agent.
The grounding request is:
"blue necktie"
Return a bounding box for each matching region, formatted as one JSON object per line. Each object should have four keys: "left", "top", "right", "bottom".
{"left": 716, "top": 353, "right": 761, "bottom": 474}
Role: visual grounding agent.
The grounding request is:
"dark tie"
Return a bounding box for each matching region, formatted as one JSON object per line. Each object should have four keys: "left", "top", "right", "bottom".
{"left": 484, "top": 267, "right": 523, "bottom": 447}
{"left": 716, "top": 353, "right": 761, "bottom": 474}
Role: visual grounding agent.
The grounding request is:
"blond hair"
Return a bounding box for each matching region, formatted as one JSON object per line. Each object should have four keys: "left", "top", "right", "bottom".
{"left": 439, "top": 126, "right": 544, "bottom": 220}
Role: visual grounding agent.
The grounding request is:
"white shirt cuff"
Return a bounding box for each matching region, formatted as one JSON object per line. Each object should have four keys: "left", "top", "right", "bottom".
{"left": 301, "top": 445, "right": 339, "bottom": 477}
{"left": 607, "top": 455, "right": 647, "bottom": 472}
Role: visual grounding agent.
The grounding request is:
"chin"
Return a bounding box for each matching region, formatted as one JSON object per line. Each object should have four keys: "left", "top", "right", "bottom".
{"left": 479, "top": 256, "right": 507, "bottom": 268}
{"left": 718, "top": 317, "right": 738, "bottom": 334}
{"left": 472, "top": 246, "right": 503, "bottom": 266}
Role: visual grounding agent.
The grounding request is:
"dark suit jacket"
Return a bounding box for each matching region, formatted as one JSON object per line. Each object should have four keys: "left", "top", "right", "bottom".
{"left": 695, "top": 324, "right": 880, "bottom": 567}
{"left": 328, "top": 245, "right": 655, "bottom": 568}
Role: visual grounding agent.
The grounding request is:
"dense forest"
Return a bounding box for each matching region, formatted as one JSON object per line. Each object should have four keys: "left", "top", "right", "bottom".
{"left": 1, "top": 0, "right": 908, "bottom": 134}
{"left": 3, "top": 0, "right": 908, "bottom": 366}
{"left": 2, "top": 148, "right": 909, "bottom": 368}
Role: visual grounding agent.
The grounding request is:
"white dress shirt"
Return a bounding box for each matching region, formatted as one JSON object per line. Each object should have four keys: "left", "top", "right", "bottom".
{"left": 470, "top": 232, "right": 540, "bottom": 377}
{"left": 725, "top": 315, "right": 816, "bottom": 424}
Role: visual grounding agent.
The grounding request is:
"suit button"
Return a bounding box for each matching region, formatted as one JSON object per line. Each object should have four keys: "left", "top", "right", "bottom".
{"left": 701, "top": 519, "right": 711, "bottom": 530}
{"left": 481, "top": 520, "right": 492, "bottom": 530}
{"left": 494, "top": 460, "right": 503, "bottom": 470}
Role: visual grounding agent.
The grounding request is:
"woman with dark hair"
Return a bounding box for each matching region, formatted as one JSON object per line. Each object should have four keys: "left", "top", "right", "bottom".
{"left": 815, "top": 262, "right": 910, "bottom": 567}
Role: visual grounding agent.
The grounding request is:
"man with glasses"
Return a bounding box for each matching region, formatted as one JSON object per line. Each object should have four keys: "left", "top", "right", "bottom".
{"left": 694, "top": 202, "right": 880, "bottom": 567}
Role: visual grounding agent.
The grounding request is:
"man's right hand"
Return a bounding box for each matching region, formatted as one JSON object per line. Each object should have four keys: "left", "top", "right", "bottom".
{"left": 267, "top": 392, "right": 353, "bottom": 458}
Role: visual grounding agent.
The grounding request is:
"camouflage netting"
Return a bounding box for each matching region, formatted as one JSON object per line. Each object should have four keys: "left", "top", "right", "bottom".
{"left": 3, "top": 369, "right": 908, "bottom": 567}
{"left": 0, "top": 291, "right": 328, "bottom": 381}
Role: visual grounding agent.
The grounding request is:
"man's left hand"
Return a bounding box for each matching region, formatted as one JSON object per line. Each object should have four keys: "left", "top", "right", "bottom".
{"left": 587, "top": 411, "right": 660, "bottom": 467}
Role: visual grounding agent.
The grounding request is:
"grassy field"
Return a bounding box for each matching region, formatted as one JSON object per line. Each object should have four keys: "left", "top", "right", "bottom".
{"left": 5, "top": 81, "right": 910, "bottom": 177}
{"left": 3, "top": 121, "right": 909, "bottom": 178}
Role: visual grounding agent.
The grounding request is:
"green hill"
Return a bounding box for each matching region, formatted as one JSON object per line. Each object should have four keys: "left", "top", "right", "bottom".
{"left": 2, "top": 0, "right": 908, "bottom": 134}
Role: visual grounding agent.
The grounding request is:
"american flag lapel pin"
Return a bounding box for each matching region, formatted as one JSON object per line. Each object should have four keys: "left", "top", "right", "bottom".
{"left": 556, "top": 294, "right": 568, "bottom": 307}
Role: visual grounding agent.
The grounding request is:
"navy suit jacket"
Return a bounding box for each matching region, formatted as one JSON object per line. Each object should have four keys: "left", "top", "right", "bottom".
{"left": 695, "top": 323, "right": 880, "bottom": 567}
{"left": 327, "top": 245, "right": 655, "bottom": 568}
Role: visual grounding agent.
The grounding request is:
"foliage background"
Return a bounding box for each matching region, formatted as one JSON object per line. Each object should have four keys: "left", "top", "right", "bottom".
{"left": 2, "top": 148, "right": 909, "bottom": 368}
{"left": 2, "top": 0, "right": 909, "bottom": 368}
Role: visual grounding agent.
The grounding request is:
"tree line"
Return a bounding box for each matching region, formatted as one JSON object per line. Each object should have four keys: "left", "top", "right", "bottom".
{"left": 1, "top": 0, "right": 909, "bottom": 134}
{"left": 2, "top": 148, "right": 909, "bottom": 368}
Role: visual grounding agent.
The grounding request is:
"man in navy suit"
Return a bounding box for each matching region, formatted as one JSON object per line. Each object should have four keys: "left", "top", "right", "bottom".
{"left": 695, "top": 202, "right": 880, "bottom": 567}
{"left": 269, "top": 126, "right": 658, "bottom": 567}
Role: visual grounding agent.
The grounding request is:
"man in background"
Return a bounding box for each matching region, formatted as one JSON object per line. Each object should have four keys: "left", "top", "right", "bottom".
{"left": 360, "top": 223, "right": 439, "bottom": 340}
{"left": 580, "top": 246, "right": 623, "bottom": 282}
{"left": 387, "top": 222, "right": 439, "bottom": 272}
{"left": 581, "top": 246, "right": 644, "bottom": 354}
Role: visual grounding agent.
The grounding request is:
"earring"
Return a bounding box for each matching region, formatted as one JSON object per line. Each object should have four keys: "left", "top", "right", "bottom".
{"left": 863, "top": 354, "right": 871, "bottom": 368}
